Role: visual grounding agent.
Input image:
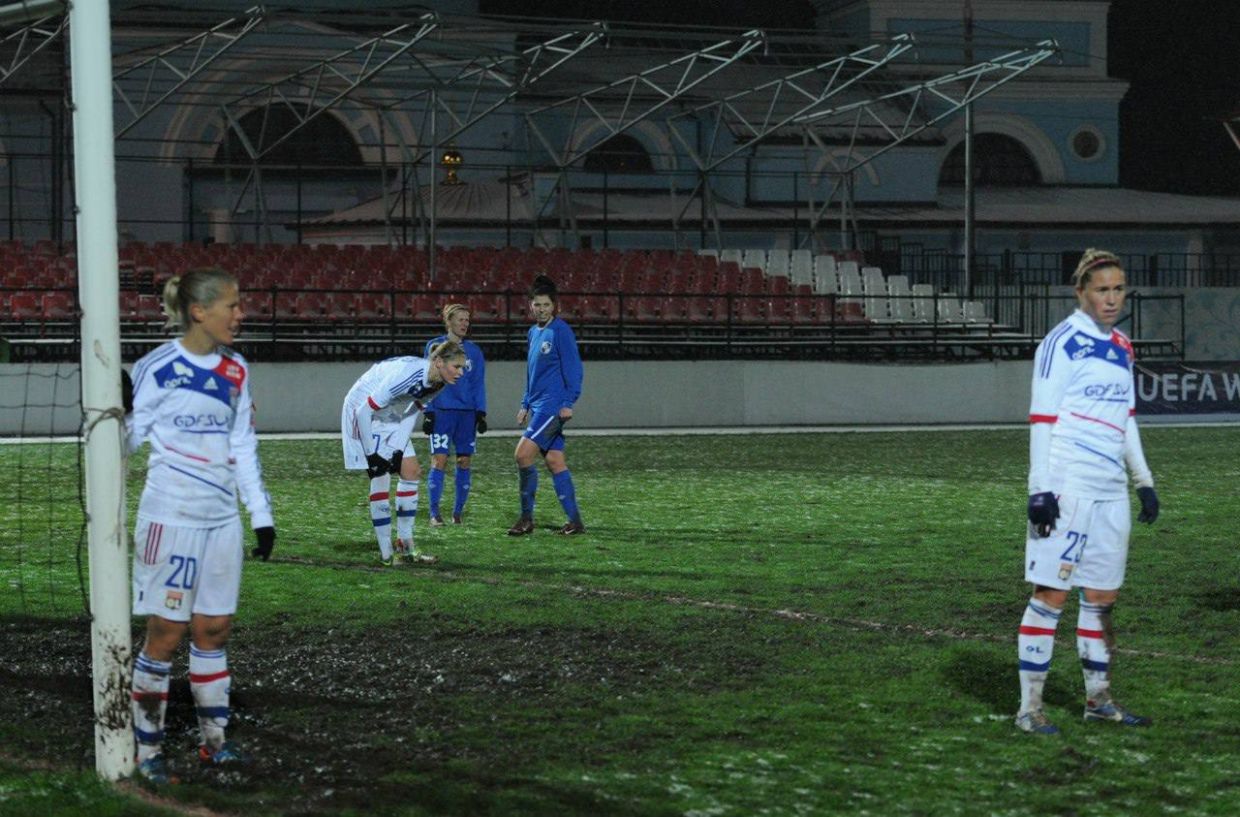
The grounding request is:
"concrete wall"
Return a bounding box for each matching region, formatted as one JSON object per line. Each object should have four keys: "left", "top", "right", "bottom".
{"left": 1, "top": 359, "right": 1035, "bottom": 436}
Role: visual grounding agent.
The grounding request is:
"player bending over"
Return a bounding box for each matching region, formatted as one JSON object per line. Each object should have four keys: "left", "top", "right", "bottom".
{"left": 341, "top": 341, "right": 466, "bottom": 564}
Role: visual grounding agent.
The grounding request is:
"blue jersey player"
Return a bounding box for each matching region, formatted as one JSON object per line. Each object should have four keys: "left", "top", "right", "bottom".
{"left": 1015, "top": 249, "right": 1159, "bottom": 735}
{"left": 508, "top": 275, "right": 585, "bottom": 536}
{"left": 422, "top": 303, "right": 487, "bottom": 525}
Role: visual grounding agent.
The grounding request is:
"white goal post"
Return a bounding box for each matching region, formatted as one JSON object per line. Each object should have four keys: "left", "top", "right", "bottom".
{"left": 69, "top": 0, "right": 134, "bottom": 781}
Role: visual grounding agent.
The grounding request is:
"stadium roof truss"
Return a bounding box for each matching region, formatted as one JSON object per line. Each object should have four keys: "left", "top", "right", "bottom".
{"left": 0, "top": 7, "right": 1061, "bottom": 252}
{"left": 0, "top": 9, "right": 64, "bottom": 88}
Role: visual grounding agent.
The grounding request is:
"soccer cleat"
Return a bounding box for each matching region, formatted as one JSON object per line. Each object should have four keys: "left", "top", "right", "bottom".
{"left": 429, "top": 515, "right": 446, "bottom": 528}
{"left": 507, "top": 518, "right": 535, "bottom": 536}
{"left": 406, "top": 549, "right": 439, "bottom": 565}
{"left": 1014, "top": 709, "right": 1060, "bottom": 735}
{"left": 557, "top": 521, "right": 586, "bottom": 536}
{"left": 135, "top": 754, "right": 177, "bottom": 784}
{"left": 199, "top": 740, "right": 246, "bottom": 766}
{"left": 379, "top": 555, "right": 394, "bottom": 567}
{"left": 1084, "top": 695, "right": 1151, "bottom": 727}
{"left": 452, "top": 513, "right": 462, "bottom": 525}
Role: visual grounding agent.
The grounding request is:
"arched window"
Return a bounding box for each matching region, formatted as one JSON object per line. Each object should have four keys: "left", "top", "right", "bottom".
{"left": 582, "top": 133, "right": 653, "bottom": 174}
{"left": 939, "top": 133, "right": 1041, "bottom": 187}
{"left": 213, "top": 106, "right": 363, "bottom": 167}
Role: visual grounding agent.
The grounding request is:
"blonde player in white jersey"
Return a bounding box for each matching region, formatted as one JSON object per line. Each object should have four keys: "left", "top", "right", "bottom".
{"left": 1015, "top": 249, "right": 1160, "bottom": 735}
{"left": 125, "top": 267, "right": 276, "bottom": 783}
{"left": 341, "top": 341, "right": 467, "bottom": 565}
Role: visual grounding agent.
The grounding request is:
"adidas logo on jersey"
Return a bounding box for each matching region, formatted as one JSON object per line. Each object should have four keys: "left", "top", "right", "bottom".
{"left": 1106, "top": 349, "right": 1118, "bottom": 360}
{"left": 204, "top": 379, "right": 219, "bottom": 390}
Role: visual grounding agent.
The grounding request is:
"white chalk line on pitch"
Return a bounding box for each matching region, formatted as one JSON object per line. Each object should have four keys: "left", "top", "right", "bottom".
{"left": 280, "top": 554, "right": 1236, "bottom": 667}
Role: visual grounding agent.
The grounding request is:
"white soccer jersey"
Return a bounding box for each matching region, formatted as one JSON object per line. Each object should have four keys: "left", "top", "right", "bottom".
{"left": 341, "top": 356, "right": 446, "bottom": 457}
{"left": 127, "top": 339, "right": 273, "bottom": 528}
{"left": 1029, "top": 309, "right": 1140, "bottom": 500}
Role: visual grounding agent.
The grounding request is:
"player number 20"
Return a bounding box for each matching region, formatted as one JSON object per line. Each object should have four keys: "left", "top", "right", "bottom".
{"left": 164, "top": 555, "right": 199, "bottom": 589}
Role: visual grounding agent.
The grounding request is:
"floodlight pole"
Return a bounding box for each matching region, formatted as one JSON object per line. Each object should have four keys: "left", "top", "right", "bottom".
{"left": 69, "top": 0, "right": 133, "bottom": 781}
{"left": 963, "top": 0, "right": 976, "bottom": 297}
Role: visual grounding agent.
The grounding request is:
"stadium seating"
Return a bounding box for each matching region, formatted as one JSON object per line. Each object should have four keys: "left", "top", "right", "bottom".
{"left": 0, "top": 241, "right": 1019, "bottom": 359}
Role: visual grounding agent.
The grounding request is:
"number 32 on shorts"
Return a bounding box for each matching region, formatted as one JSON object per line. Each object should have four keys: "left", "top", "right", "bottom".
{"left": 1059, "top": 531, "right": 1087, "bottom": 564}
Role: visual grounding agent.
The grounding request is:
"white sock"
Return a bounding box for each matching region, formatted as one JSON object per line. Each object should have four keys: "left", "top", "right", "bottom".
{"left": 189, "top": 644, "right": 230, "bottom": 751}
{"left": 1018, "top": 598, "right": 1062, "bottom": 713}
{"left": 369, "top": 475, "right": 392, "bottom": 559}
{"left": 395, "top": 479, "right": 418, "bottom": 544}
{"left": 132, "top": 651, "right": 171, "bottom": 762}
{"left": 1077, "top": 600, "right": 1113, "bottom": 703}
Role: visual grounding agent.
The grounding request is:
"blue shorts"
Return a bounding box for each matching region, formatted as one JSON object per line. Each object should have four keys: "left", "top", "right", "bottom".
{"left": 429, "top": 409, "right": 477, "bottom": 456}
{"left": 523, "top": 406, "right": 567, "bottom": 453}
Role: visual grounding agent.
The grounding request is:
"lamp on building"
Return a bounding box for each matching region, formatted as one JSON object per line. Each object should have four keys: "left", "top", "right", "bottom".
{"left": 440, "top": 147, "right": 463, "bottom": 185}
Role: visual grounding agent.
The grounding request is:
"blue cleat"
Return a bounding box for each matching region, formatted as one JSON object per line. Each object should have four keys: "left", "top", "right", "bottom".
{"left": 1014, "top": 709, "right": 1061, "bottom": 735}
{"left": 135, "top": 754, "right": 177, "bottom": 784}
{"left": 1084, "top": 695, "right": 1151, "bottom": 727}
{"left": 199, "top": 740, "right": 246, "bottom": 766}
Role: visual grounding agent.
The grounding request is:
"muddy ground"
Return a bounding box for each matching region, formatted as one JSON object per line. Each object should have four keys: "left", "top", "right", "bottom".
{"left": 0, "top": 612, "right": 769, "bottom": 815}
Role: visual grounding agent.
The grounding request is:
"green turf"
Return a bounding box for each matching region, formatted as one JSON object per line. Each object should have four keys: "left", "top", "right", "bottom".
{"left": 1, "top": 428, "right": 1238, "bottom": 815}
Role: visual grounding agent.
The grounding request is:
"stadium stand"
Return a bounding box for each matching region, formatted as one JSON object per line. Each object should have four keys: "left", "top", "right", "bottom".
{"left": 0, "top": 241, "right": 1060, "bottom": 362}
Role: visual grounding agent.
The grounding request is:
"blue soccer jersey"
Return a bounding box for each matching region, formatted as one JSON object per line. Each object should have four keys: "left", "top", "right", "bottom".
{"left": 522, "top": 317, "right": 583, "bottom": 412}
{"left": 423, "top": 336, "right": 486, "bottom": 413}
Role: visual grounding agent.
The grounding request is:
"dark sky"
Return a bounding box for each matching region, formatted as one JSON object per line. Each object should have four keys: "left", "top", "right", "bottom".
{"left": 482, "top": 0, "right": 1240, "bottom": 196}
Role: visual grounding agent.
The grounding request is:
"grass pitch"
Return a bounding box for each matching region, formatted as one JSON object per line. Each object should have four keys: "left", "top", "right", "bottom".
{"left": 1, "top": 427, "right": 1238, "bottom": 816}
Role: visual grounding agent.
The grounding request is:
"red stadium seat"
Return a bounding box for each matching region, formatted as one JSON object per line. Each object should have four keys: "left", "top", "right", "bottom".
{"left": 42, "top": 292, "right": 75, "bottom": 321}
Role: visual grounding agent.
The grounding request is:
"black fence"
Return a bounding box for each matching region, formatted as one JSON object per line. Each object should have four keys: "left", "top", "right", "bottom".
{"left": 1, "top": 286, "right": 1186, "bottom": 364}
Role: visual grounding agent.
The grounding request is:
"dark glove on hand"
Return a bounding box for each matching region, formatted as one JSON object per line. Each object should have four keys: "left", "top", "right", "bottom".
{"left": 388, "top": 451, "right": 403, "bottom": 475}
{"left": 120, "top": 369, "right": 134, "bottom": 414}
{"left": 475, "top": 411, "right": 488, "bottom": 435}
{"left": 252, "top": 526, "right": 276, "bottom": 561}
{"left": 366, "top": 453, "right": 389, "bottom": 479}
{"left": 1027, "top": 491, "right": 1060, "bottom": 537}
{"left": 1136, "top": 486, "right": 1159, "bottom": 524}
{"left": 422, "top": 413, "right": 434, "bottom": 435}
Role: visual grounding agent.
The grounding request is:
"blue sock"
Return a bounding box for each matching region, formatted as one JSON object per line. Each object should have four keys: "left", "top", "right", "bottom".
{"left": 428, "top": 468, "right": 445, "bottom": 517}
{"left": 519, "top": 465, "right": 538, "bottom": 518}
{"left": 454, "top": 467, "right": 471, "bottom": 517}
{"left": 552, "top": 470, "right": 581, "bottom": 525}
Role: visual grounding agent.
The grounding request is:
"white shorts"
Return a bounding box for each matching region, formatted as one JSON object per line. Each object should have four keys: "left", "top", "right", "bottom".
{"left": 132, "top": 517, "right": 244, "bottom": 621}
{"left": 1025, "top": 494, "right": 1131, "bottom": 591}
{"left": 340, "top": 401, "right": 417, "bottom": 471}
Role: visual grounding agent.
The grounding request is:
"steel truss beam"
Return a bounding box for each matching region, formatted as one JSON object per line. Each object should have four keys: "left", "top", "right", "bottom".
{"left": 521, "top": 29, "right": 766, "bottom": 242}
{"left": 667, "top": 34, "right": 916, "bottom": 174}
{"left": 218, "top": 13, "right": 442, "bottom": 162}
{"left": 385, "top": 22, "right": 607, "bottom": 166}
{"left": 798, "top": 39, "right": 1058, "bottom": 245}
{"left": 524, "top": 29, "right": 766, "bottom": 169}
{"left": 0, "top": 13, "right": 63, "bottom": 88}
{"left": 113, "top": 6, "right": 265, "bottom": 138}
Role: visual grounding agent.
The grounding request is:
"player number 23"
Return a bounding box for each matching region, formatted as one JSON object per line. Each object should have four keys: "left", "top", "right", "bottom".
{"left": 1059, "top": 531, "right": 1087, "bottom": 564}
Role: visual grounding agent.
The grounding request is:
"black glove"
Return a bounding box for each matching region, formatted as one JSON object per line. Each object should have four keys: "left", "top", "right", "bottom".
{"left": 252, "top": 526, "right": 276, "bottom": 561}
{"left": 120, "top": 369, "right": 134, "bottom": 414}
{"left": 1027, "top": 491, "right": 1060, "bottom": 538}
{"left": 366, "top": 453, "right": 389, "bottom": 478}
{"left": 422, "top": 413, "right": 435, "bottom": 435}
{"left": 388, "top": 451, "right": 403, "bottom": 475}
{"left": 475, "top": 411, "right": 488, "bottom": 435}
{"left": 1136, "top": 486, "right": 1159, "bottom": 524}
